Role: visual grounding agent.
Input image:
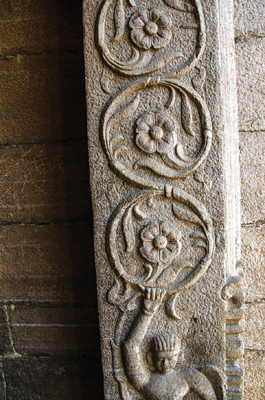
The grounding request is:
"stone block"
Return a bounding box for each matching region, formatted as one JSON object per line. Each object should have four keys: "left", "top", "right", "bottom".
{"left": 6, "top": 306, "right": 99, "bottom": 356}
{"left": 241, "top": 225, "right": 265, "bottom": 302}
{"left": 0, "top": 141, "right": 90, "bottom": 223}
{"left": 0, "top": 0, "right": 83, "bottom": 56}
{"left": 0, "top": 54, "right": 87, "bottom": 144}
{"left": 236, "top": 38, "right": 265, "bottom": 132}
{"left": 0, "top": 356, "right": 104, "bottom": 400}
{"left": 243, "top": 303, "right": 265, "bottom": 351}
{"left": 244, "top": 350, "right": 265, "bottom": 400}
{"left": 234, "top": 0, "right": 265, "bottom": 40}
{"left": 240, "top": 131, "right": 265, "bottom": 224}
{"left": 83, "top": 0, "right": 241, "bottom": 398}
{"left": 0, "top": 224, "right": 96, "bottom": 305}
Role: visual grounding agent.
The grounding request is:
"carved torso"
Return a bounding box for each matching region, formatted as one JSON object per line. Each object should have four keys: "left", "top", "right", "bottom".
{"left": 142, "top": 369, "right": 190, "bottom": 400}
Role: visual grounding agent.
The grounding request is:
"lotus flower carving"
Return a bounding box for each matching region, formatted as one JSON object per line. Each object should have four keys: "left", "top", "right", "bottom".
{"left": 129, "top": 8, "right": 172, "bottom": 50}
{"left": 139, "top": 221, "right": 181, "bottom": 264}
{"left": 135, "top": 111, "right": 176, "bottom": 154}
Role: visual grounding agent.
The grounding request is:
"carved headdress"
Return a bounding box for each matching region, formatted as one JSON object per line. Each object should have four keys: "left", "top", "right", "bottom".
{"left": 152, "top": 334, "right": 181, "bottom": 354}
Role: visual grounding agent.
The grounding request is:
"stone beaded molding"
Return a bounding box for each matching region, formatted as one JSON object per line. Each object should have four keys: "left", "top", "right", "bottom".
{"left": 83, "top": 0, "right": 243, "bottom": 399}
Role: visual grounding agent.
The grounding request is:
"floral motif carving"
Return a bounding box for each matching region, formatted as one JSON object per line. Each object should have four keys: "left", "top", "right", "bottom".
{"left": 101, "top": 77, "right": 212, "bottom": 189}
{"left": 107, "top": 188, "right": 214, "bottom": 320}
{"left": 139, "top": 221, "right": 181, "bottom": 263}
{"left": 129, "top": 8, "right": 172, "bottom": 50}
{"left": 91, "top": 0, "right": 236, "bottom": 397}
{"left": 135, "top": 111, "right": 176, "bottom": 154}
{"left": 96, "top": 0, "right": 206, "bottom": 77}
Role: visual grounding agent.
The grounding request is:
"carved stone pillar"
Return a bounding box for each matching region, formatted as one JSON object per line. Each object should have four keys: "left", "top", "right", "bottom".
{"left": 83, "top": 0, "right": 243, "bottom": 399}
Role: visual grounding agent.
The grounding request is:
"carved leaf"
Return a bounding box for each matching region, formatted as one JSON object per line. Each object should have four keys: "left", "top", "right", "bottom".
{"left": 100, "top": 68, "right": 111, "bottom": 94}
{"left": 156, "top": 260, "right": 192, "bottom": 287}
{"left": 179, "top": 90, "right": 195, "bottom": 137}
{"left": 192, "top": 240, "right": 207, "bottom": 249}
{"left": 122, "top": 207, "right": 135, "bottom": 254}
{"left": 172, "top": 204, "right": 201, "bottom": 225}
{"left": 133, "top": 204, "right": 146, "bottom": 221}
{"left": 113, "top": 0, "right": 125, "bottom": 42}
{"left": 165, "top": 292, "right": 182, "bottom": 320}
{"left": 108, "top": 94, "right": 140, "bottom": 130}
{"left": 127, "top": 0, "right": 136, "bottom": 6}
{"left": 189, "top": 231, "right": 206, "bottom": 241}
{"left": 163, "top": 0, "right": 194, "bottom": 13}
{"left": 175, "top": 143, "right": 193, "bottom": 162}
{"left": 108, "top": 278, "right": 131, "bottom": 306}
{"left": 119, "top": 292, "right": 141, "bottom": 312}
{"left": 165, "top": 86, "right": 176, "bottom": 108}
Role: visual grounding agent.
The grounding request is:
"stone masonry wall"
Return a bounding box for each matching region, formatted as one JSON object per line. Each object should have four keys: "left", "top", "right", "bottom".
{"left": 235, "top": 1, "right": 265, "bottom": 399}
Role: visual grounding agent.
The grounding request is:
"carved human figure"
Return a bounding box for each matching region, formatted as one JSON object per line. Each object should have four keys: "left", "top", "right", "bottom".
{"left": 123, "top": 288, "right": 217, "bottom": 400}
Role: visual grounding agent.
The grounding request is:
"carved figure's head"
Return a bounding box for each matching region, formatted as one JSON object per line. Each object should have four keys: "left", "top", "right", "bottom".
{"left": 152, "top": 334, "right": 181, "bottom": 374}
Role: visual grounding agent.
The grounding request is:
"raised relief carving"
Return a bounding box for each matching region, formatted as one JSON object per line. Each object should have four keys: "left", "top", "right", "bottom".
{"left": 221, "top": 262, "right": 245, "bottom": 400}
{"left": 123, "top": 287, "right": 218, "bottom": 400}
{"left": 111, "top": 287, "right": 226, "bottom": 400}
{"left": 129, "top": 8, "right": 172, "bottom": 50}
{"left": 101, "top": 77, "right": 212, "bottom": 189}
{"left": 107, "top": 188, "right": 213, "bottom": 320}
{"left": 89, "top": 0, "right": 238, "bottom": 397}
{"left": 96, "top": 0, "right": 206, "bottom": 77}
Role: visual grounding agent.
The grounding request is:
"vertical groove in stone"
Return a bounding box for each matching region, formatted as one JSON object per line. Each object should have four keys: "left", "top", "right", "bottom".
{"left": 218, "top": 0, "right": 241, "bottom": 276}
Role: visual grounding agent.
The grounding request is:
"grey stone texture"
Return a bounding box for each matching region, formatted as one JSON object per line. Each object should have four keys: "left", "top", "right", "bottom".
{"left": 235, "top": 0, "right": 265, "bottom": 398}
{"left": 84, "top": 0, "right": 240, "bottom": 399}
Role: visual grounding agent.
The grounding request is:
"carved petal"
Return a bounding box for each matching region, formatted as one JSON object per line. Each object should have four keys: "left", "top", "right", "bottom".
{"left": 150, "top": 8, "right": 164, "bottom": 23}
{"left": 129, "top": 9, "right": 149, "bottom": 29}
{"left": 136, "top": 135, "right": 156, "bottom": 153}
{"left": 156, "top": 133, "right": 174, "bottom": 153}
{"left": 140, "top": 223, "right": 159, "bottom": 241}
{"left": 137, "top": 112, "right": 155, "bottom": 128}
{"left": 140, "top": 242, "right": 159, "bottom": 263}
{"left": 159, "top": 247, "right": 177, "bottom": 263}
{"left": 154, "top": 12, "right": 171, "bottom": 28}
{"left": 152, "top": 29, "right": 172, "bottom": 49}
{"left": 155, "top": 112, "right": 175, "bottom": 132}
{"left": 138, "top": 35, "right": 152, "bottom": 50}
{"left": 160, "top": 221, "right": 175, "bottom": 238}
{"left": 130, "top": 28, "right": 145, "bottom": 46}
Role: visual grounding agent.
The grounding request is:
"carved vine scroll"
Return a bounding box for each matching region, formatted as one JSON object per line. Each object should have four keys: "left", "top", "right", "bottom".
{"left": 83, "top": 0, "right": 242, "bottom": 398}
{"left": 97, "top": 0, "right": 206, "bottom": 77}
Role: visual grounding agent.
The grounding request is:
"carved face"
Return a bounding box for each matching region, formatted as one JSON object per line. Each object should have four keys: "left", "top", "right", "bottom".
{"left": 154, "top": 352, "right": 178, "bottom": 374}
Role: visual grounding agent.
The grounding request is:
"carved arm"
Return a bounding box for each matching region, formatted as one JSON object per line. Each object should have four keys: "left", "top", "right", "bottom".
{"left": 123, "top": 288, "right": 165, "bottom": 391}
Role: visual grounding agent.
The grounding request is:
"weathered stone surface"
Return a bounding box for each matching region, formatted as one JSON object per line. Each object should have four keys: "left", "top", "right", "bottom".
{"left": 0, "top": 142, "right": 90, "bottom": 223}
{"left": 83, "top": 0, "right": 240, "bottom": 398}
{"left": 0, "top": 0, "right": 83, "bottom": 56}
{"left": 243, "top": 303, "right": 265, "bottom": 351}
{"left": 0, "top": 54, "right": 87, "bottom": 145}
{"left": 0, "top": 224, "right": 96, "bottom": 305}
{"left": 6, "top": 306, "right": 98, "bottom": 356}
{"left": 241, "top": 225, "right": 265, "bottom": 302}
{"left": 234, "top": 0, "right": 265, "bottom": 40}
{"left": 236, "top": 37, "right": 265, "bottom": 132}
{"left": 0, "top": 356, "right": 104, "bottom": 400}
{"left": 240, "top": 131, "right": 265, "bottom": 225}
{"left": 244, "top": 350, "right": 265, "bottom": 400}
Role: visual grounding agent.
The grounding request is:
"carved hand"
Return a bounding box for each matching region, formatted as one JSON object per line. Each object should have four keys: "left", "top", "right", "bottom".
{"left": 142, "top": 287, "right": 166, "bottom": 315}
